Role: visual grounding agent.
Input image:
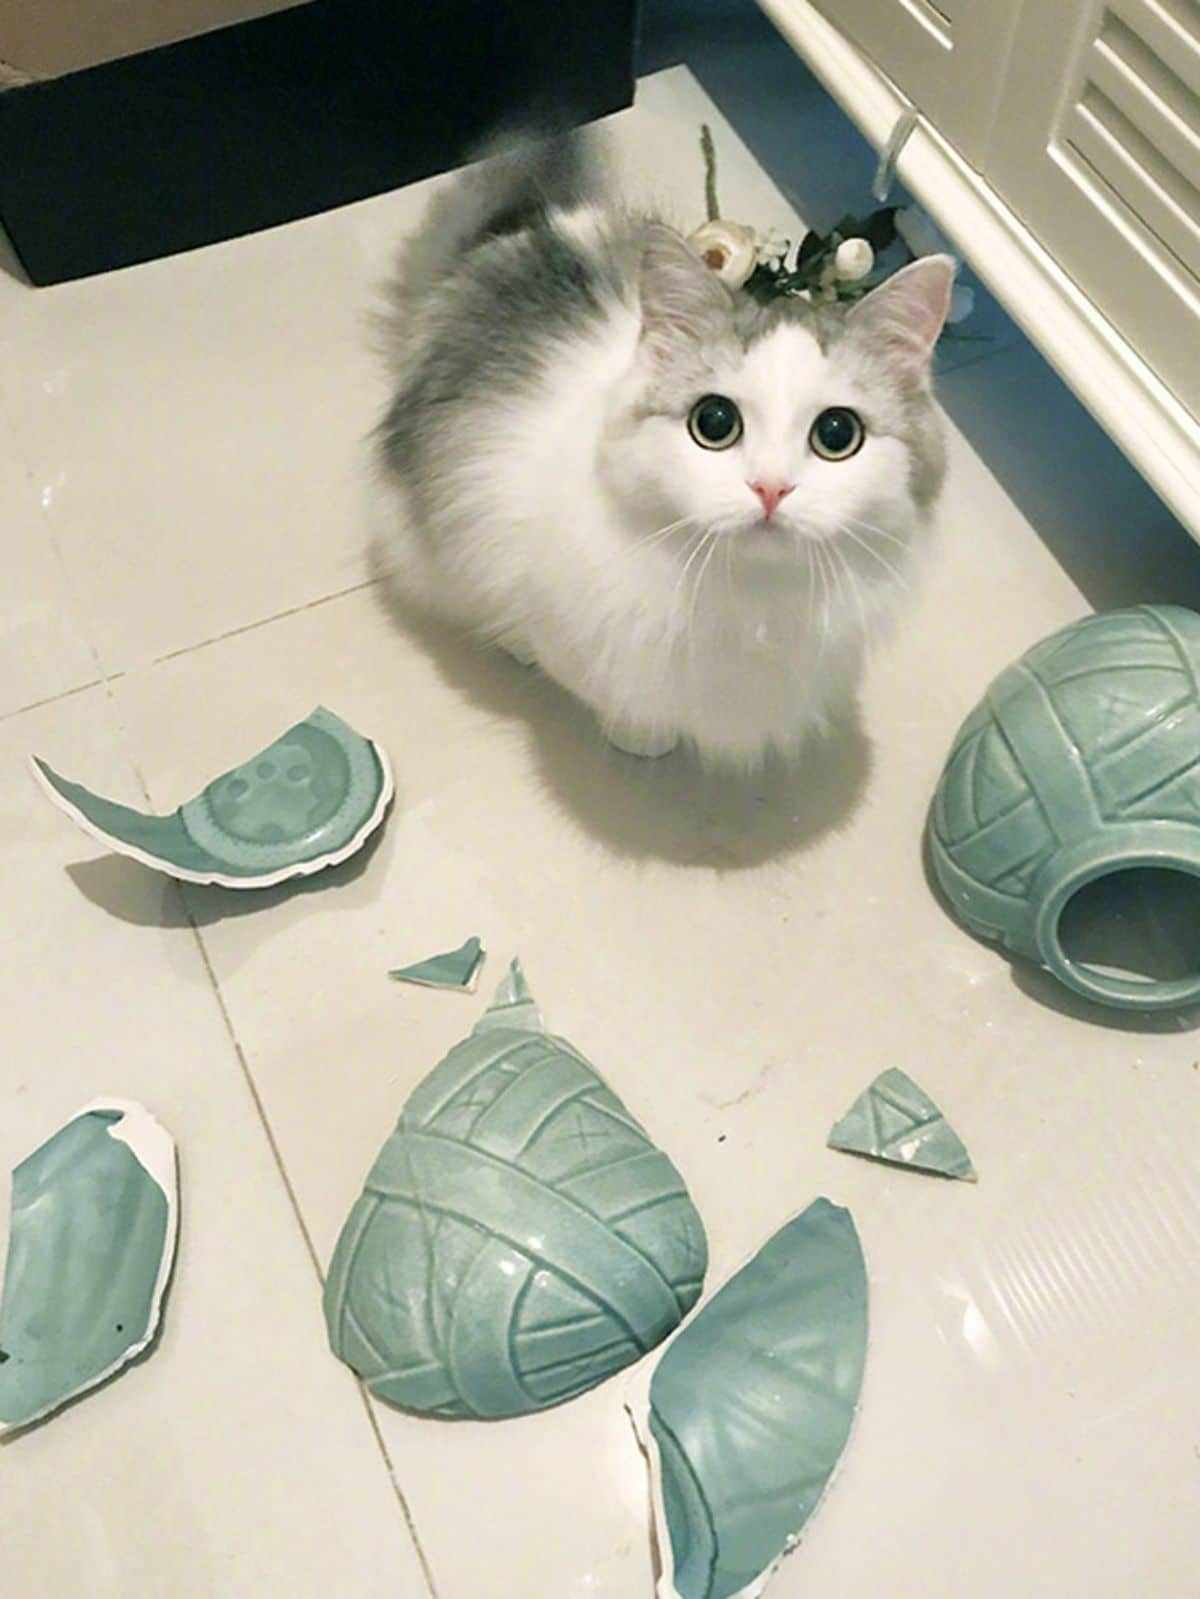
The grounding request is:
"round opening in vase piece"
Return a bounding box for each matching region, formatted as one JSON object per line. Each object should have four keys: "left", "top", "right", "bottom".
{"left": 1046, "top": 863, "right": 1200, "bottom": 1010}
{"left": 927, "top": 605, "right": 1200, "bottom": 1014}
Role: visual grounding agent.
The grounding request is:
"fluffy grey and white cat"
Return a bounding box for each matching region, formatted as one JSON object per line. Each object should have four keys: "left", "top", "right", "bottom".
{"left": 371, "top": 133, "right": 953, "bottom": 766}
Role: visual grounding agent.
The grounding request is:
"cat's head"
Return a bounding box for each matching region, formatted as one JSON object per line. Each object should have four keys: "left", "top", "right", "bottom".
{"left": 602, "top": 223, "right": 954, "bottom": 576}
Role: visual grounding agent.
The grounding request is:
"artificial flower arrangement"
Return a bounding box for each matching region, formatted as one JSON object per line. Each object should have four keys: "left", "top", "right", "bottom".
{"left": 688, "top": 125, "right": 981, "bottom": 339}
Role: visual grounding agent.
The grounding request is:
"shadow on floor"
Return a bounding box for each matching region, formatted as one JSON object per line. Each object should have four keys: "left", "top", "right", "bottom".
{"left": 0, "top": 222, "right": 30, "bottom": 286}
{"left": 64, "top": 816, "right": 389, "bottom": 929}
{"left": 922, "top": 833, "right": 1200, "bottom": 1036}
{"left": 368, "top": 569, "right": 872, "bottom": 870}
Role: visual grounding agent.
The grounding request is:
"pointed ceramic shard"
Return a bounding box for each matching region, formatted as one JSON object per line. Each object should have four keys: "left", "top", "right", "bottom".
{"left": 628, "top": 1199, "right": 868, "bottom": 1599}
{"left": 828, "top": 1067, "right": 976, "bottom": 1180}
{"left": 33, "top": 706, "right": 393, "bottom": 888}
{"left": 389, "top": 936, "right": 486, "bottom": 993}
{"left": 0, "top": 1099, "right": 179, "bottom": 1434}
{"left": 472, "top": 956, "right": 543, "bottom": 1035}
{"left": 324, "top": 965, "right": 707, "bottom": 1418}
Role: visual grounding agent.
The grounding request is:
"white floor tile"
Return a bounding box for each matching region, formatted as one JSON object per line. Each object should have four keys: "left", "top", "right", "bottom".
{"left": 0, "top": 419, "right": 100, "bottom": 718}
{"left": 0, "top": 691, "right": 431, "bottom": 1599}
{"left": 0, "top": 195, "right": 395, "bottom": 676}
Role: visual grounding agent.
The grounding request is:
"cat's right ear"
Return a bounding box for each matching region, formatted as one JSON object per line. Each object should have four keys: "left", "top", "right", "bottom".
{"left": 638, "top": 223, "right": 733, "bottom": 367}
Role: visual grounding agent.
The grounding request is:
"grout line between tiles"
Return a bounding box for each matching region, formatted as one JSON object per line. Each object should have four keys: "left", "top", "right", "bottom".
{"left": 153, "top": 577, "right": 380, "bottom": 664}
{"left": 185, "top": 912, "right": 442, "bottom": 1599}
{"left": 105, "top": 704, "right": 441, "bottom": 1597}
{"left": 936, "top": 342, "right": 1026, "bottom": 386}
{"left": 0, "top": 671, "right": 126, "bottom": 726}
{"left": 179, "top": 899, "right": 442, "bottom": 1599}
{"left": 14, "top": 445, "right": 117, "bottom": 696}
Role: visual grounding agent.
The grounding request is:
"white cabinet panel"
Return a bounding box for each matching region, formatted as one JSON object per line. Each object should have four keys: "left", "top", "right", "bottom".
{"left": 987, "top": 0, "right": 1200, "bottom": 418}
{"left": 806, "top": 0, "right": 1023, "bottom": 163}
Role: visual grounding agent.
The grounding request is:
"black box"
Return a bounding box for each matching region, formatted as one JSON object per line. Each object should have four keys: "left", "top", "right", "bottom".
{"left": 0, "top": 0, "right": 637, "bottom": 286}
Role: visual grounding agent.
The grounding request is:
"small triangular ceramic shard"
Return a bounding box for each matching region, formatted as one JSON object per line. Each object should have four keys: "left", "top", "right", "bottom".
{"left": 828, "top": 1068, "right": 976, "bottom": 1180}
{"left": 389, "top": 937, "right": 486, "bottom": 993}
{"left": 472, "top": 957, "right": 543, "bottom": 1035}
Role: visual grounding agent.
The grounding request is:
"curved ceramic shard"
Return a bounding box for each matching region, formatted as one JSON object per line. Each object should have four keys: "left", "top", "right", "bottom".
{"left": 324, "top": 965, "right": 707, "bottom": 1418}
{"left": 389, "top": 937, "right": 486, "bottom": 993}
{"left": 828, "top": 1067, "right": 976, "bottom": 1181}
{"left": 0, "top": 1099, "right": 178, "bottom": 1433}
{"left": 33, "top": 706, "right": 393, "bottom": 888}
{"left": 632, "top": 1199, "right": 868, "bottom": 1599}
{"left": 472, "top": 956, "right": 542, "bottom": 1035}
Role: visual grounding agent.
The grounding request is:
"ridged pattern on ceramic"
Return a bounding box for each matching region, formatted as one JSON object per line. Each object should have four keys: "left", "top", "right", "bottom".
{"left": 178, "top": 708, "right": 384, "bottom": 869}
{"left": 647, "top": 1199, "right": 867, "bottom": 1599}
{"left": 324, "top": 1029, "right": 708, "bottom": 1419}
{"left": 928, "top": 606, "right": 1200, "bottom": 957}
{"left": 827, "top": 1067, "right": 975, "bottom": 1179}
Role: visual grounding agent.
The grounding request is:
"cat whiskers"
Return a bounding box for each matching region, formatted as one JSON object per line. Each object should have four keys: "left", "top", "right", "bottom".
{"left": 829, "top": 536, "right": 872, "bottom": 664}
{"left": 811, "top": 538, "right": 835, "bottom": 659}
{"left": 841, "top": 512, "right": 907, "bottom": 549}
{"left": 683, "top": 529, "right": 725, "bottom": 647}
{"left": 638, "top": 513, "right": 706, "bottom": 551}
{"left": 836, "top": 518, "right": 910, "bottom": 592}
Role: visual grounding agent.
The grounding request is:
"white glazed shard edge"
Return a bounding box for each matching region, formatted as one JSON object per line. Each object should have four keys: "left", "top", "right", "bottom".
{"left": 0, "top": 1097, "right": 180, "bottom": 1436}
{"left": 624, "top": 1211, "right": 869, "bottom": 1599}
{"left": 28, "top": 739, "right": 395, "bottom": 890}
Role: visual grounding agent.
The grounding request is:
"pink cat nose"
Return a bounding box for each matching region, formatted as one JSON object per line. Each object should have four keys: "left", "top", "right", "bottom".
{"left": 749, "top": 480, "right": 795, "bottom": 519}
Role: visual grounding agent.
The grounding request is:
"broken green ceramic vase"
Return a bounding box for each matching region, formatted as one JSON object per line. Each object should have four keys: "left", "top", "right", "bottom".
{"left": 635, "top": 1199, "right": 867, "bottom": 1599}
{"left": 389, "top": 936, "right": 485, "bottom": 992}
{"left": 34, "top": 706, "right": 392, "bottom": 888}
{"left": 324, "top": 961, "right": 708, "bottom": 1418}
{"left": 0, "top": 1099, "right": 178, "bottom": 1433}
{"left": 828, "top": 1067, "right": 975, "bottom": 1180}
{"left": 928, "top": 605, "right": 1200, "bottom": 1011}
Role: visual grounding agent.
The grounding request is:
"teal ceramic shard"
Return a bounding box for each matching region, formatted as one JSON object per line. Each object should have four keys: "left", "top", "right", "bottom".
{"left": 33, "top": 706, "right": 393, "bottom": 888}
{"left": 0, "top": 1099, "right": 178, "bottom": 1433}
{"left": 472, "top": 956, "right": 541, "bottom": 1034}
{"left": 828, "top": 1068, "right": 975, "bottom": 1180}
{"left": 389, "top": 937, "right": 485, "bottom": 992}
{"left": 630, "top": 1199, "right": 868, "bottom": 1599}
{"left": 928, "top": 605, "right": 1200, "bottom": 1011}
{"left": 324, "top": 964, "right": 708, "bottom": 1418}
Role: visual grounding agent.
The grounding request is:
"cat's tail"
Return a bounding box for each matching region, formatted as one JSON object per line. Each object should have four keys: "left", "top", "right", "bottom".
{"left": 389, "top": 122, "right": 602, "bottom": 297}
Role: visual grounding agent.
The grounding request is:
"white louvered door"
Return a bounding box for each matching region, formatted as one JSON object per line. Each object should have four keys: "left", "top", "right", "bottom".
{"left": 805, "top": 0, "right": 1024, "bottom": 165}
{"left": 986, "top": 0, "right": 1200, "bottom": 419}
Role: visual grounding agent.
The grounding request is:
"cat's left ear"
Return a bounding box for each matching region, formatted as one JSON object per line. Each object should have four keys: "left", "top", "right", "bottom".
{"left": 638, "top": 222, "right": 734, "bottom": 367}
{"left": 846, "top": 254, "right": 956, "bottom": 388}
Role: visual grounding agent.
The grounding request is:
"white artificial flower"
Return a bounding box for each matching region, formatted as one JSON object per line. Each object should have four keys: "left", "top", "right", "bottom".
{"left": 755, "top": 228, "right": 790, "bottom": 269}
{"left": 687, "top": 220, "right": 758, "bottom": 288}
{"left": 834, "top": 237, "right": 874, "bottom": 282}
{"left": 894, "top": 204, "right": 955, "bottom": 258}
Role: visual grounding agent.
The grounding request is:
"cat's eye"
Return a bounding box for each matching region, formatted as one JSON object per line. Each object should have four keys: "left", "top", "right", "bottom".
{"left": 809, "top": 407, "right": 864, "bottom": 461}
{"left": 688, "top": 395, "right": 743, "bottom": 451}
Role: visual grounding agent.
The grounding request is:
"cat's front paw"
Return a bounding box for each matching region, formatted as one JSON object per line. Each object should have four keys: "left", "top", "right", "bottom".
{"left": 607, "top": 720, "right": 679, "bottom": 759}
